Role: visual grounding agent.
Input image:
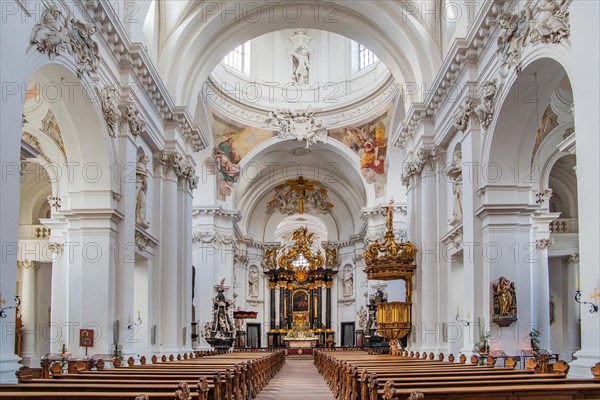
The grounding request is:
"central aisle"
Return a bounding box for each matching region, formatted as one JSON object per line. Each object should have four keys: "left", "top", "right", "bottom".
{"left": 255, "top": 357, "right": 335, "bottom": 400}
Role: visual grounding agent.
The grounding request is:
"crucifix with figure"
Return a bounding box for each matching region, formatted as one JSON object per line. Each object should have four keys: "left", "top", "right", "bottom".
{"left": 285, "top": 176, "right": 321, "bottom": 214}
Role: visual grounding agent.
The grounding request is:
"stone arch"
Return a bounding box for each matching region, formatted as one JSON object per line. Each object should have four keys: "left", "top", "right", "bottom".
{"left": 482, "top": 48, "right": 571, "bottom": 186}
{"left": 23, "top": 56, "right": 117, "bottom": 194}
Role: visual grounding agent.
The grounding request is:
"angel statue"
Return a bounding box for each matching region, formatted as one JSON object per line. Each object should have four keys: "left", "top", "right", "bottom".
{"left": 292, "top": 46, "right": 310, "bottom": 86}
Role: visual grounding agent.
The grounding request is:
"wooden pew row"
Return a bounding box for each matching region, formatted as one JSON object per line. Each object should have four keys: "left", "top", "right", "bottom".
{"left": 2, "top": 350, "right": 285, "bottom": 400}
{"left": 314, "top": 350, "right": 600, "bottom": 400}
{"left": 12, "top": 357, "right": 286, "bottom": 395}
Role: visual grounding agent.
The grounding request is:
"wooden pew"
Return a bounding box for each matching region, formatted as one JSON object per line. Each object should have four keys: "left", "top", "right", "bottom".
{"left": 315, "top": 350, "right": 600, "bottom": 400}
{"left": 2, "top": 350, "right": 285, "bottom": 400}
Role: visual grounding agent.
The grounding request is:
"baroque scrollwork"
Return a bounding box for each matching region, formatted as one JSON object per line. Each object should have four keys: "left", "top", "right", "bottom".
{"left": 453, "top": 81, "right": 498, "bottom": 132}
{"left": 30, "top": 6, "right": 100, "bottom": 77}
{"left": 401, "top": 146, "right": 445, "bottom": 187}
{"left": 261, "top": 247, "right": 279, "bottom": 271}
{"left": 494, "top": 6, "right": 532, "bottom": 75}
{"left": 265, "top": 109, "right": 327, "bottom": 147}
{"left": 536, "top": 238, "right": 554, "bottom": 250}
{"left": 530, "top": 0, "right": 570, "bottom": 45}
{"left": 135, "top": 230, "right": 153, "bottom": 252}
{"left": 119, "top": 102, "right": 146, "bottom": 137}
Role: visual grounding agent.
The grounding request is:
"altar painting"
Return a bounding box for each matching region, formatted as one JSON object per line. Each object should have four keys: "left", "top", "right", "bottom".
{"left": 293, "top": 290, "right": 309, "bottom": 312}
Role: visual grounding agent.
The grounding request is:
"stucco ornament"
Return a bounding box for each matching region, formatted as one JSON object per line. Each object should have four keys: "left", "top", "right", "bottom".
{"left": 265, "top": 109, "right": 327, "bottom": 147}
{"left": 495, "top": 7, "right": 532, "bottom": 75}
{"left": 119, "top": 102, "right": 146, "bottom": 137}
{"left": 474, "top": 80, "right": 498, "bottom": 130}
{"left": 530, "top": 0, "right": 570, "bottom": 45}
{"left": 100, "top": 86, "right": 121, "bottom": 137}
{"left": 135, "top": 155, "right": 150, "bottom": 228}
{"left": 453, "top": 99, "right": 477, "bottom": 132}
{"left": 30, "top": 6, "right": 100, "bottom": 77}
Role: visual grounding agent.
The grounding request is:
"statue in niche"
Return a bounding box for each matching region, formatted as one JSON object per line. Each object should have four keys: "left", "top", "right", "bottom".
{"left": 291, "top": 46, "right": 310, "bottom": 86}
{"left": 492, "top": 276, "right": 517, "bottom": 327}
{"left": 248, "top": 268, "right": 259, "bottom": 298}
{"left": 135, "top": 155, "right": 150, "bottom": 228}
{"left": 446, "top": 151, "right": 463, "bottom": 224}
{"left": 342, "top": 267, "right": 354, "bottom": 297}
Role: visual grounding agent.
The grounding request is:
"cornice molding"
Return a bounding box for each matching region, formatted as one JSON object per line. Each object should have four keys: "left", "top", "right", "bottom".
{"left": 82, "top": 1, "right": 206, "bottom": 151}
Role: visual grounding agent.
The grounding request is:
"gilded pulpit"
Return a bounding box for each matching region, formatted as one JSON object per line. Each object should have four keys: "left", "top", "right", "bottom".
{"left": 364, "top": 200, "right": 417, "bottom": 347}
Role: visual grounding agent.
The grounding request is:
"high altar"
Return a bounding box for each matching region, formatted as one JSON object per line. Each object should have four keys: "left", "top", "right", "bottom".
{"left": 262, "top": 227, "right": 338, "bottom": 351}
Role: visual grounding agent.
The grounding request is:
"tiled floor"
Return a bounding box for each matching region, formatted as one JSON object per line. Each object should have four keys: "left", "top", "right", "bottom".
{"left": 255, "top": 358, "right": 335, "bottom": 400}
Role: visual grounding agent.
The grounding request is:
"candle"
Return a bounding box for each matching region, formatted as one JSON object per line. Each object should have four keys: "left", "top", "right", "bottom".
{"left": 576, "top": 275, "right": 580, "bottom": 289}
{"left": 467, "top": 311, "right": 471, "bottom": 320}
{"left": 137, "top": 309, "right": 141, "bottom": 319}
{"left": 456, "top": 306, "right": 459, "bottom": 316}
{"left": 127, "top": 314, "right": 131, "bottom": 323}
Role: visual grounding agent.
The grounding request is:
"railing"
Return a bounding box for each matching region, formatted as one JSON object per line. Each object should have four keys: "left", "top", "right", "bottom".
{"left": 19, "top": 225, "right": 51, "bottom": 239}
{"left": 549, "top": 218, "right": 578, "bottom": 233}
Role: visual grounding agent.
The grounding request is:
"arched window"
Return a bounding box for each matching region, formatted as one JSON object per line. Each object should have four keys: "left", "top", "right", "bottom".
{"left": 223, "top": 43, "right": 250, "bottom": 74}
{"left": 358, "top": 43, "right": 379, "bottom": 70}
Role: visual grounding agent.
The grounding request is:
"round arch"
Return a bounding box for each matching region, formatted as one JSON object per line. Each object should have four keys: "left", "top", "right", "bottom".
{"left": 482, "top": 46, "right": 572, "bottom": 185}
{"left": 157, "top": 1, "right": 441, "bottom": 113}
{"left": 23, "top": 54, "right": 117, "bottom": 194}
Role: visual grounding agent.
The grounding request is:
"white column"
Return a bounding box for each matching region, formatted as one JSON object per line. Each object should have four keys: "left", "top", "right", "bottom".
{"left": 569, "top": 0, "right": 600, "bottom": 378}
{"left": 154, "top": 151, "right": 179, "bottom": 354}
{"left": 113, "top": 132, "right": 138, "bottom": 357}
{"left": 405, "top": 177, "right": 419, "bottom": 349}
{"left": 419, "top": 160, "right": 440, "bottom": 352}
{"left": 179, "top": 174, "right": 194, "bottom": 351}
{"left": 460, "top": 129, "right": 481, "bottom": 354}
{"left": 0, "top": 3, "right": 29, "bottom": 383}
{"left": 531, "top": 212, "right": 560, "bottom": 352}
{"left": 564, "top": 255, "right": 581, "bottom": 360}
{"left": 18, "top": 261, "right": 39, "bottom": 366}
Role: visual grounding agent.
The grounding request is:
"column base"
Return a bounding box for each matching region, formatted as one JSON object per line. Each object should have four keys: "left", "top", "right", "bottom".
{"left": 0, "top": 353, "right": 21, "bottom": 384}
{"left": 20, "top": 353, "right": 40, "bottom": 368}
{"left": 569, "top": 348, "right": 599, "bottom": 378}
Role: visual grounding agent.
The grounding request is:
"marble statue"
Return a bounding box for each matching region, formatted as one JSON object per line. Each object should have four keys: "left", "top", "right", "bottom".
{"left": 357, "top": 306, "right": 367, "bottom": 330}
{"left": 446, "top": 151, "right": 463, "bottom": 223}
{"left": 135, "top": 155, "right": 150, "bottom": 228}
{"left": 343, "top": 267, "right": 354, "bottom": 297}
{"left": 30, "top": 5, "right": 70, "bottom": 58}
{"left": 100, "top": 86, "right": 121, "bottom": 137}
{"left": 248, "top": 268, "right": 259, "bottom": 297}
{"left": 292, "top": 46, "right": 310, "bottom": 85}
